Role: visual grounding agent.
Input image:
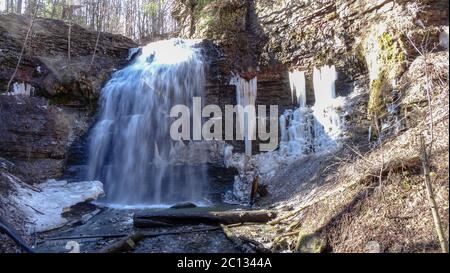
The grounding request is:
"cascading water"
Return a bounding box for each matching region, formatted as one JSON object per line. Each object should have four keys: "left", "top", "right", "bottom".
{"left": 87, "top": 39, "right": 207, "bottom": 207}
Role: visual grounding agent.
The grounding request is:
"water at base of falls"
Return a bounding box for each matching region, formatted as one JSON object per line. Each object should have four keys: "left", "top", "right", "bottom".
{"left": 87, "top": 39, "right": 207, "bottom": 207}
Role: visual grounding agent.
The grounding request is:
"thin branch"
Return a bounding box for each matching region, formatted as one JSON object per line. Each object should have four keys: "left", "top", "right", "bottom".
{"left": 419, "top": 135, "right": 448, "bottom": 253}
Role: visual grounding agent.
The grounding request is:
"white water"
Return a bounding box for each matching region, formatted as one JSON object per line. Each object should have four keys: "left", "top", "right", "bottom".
{"left": 87, "top": 39, "right": 207, "bottom": 206}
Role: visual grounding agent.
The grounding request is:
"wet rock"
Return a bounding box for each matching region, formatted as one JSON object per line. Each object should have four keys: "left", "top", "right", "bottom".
{"left": 170, "top": 202, "right": 198, "bottom": 209}
{"left": 0, "top": 96, "right": 81, "bottom": 183}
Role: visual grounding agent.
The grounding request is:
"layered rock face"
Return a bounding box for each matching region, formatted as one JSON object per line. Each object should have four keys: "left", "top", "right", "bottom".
{"left": 0, "top": 13, "right": 136, "bottom": 104}
{"left": 255, "top": 0, "right": 448, "bottom": 116}
{"left": 0, "top": 14, "right": 136, "bottom": 183}
{"left": 173, "top": 0, "right": 448, "bottom": 120}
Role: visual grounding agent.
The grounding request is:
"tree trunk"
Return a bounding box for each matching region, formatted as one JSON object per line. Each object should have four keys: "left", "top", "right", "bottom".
{"left": 134, "top": 209, "right": 277, "bottom": 228}
{"left": 17, "top": 0, "right": 23, "bottom": 13}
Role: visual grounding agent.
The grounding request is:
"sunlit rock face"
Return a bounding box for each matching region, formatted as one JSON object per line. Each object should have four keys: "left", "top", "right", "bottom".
{"left": 87, "top": 39, "right": 209, "bottom": 206}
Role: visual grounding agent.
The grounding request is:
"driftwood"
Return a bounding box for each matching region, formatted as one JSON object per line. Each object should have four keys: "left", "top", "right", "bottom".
{"left": 0, "top": 217, "right": 34, "bottom": 253}
{"left": 98, "top": 232, "right": 145, "bottom": 253}
{"left": 134, "top": 210, "right": 277, "bottom": 228}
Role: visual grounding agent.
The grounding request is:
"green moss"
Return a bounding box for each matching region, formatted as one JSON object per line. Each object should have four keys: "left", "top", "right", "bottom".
{"left": 366, "top": 31, "right": 406, "bottom": 118}
{"left": 190, "top": 0, "right": 247, "bottom": 39}
{"left": 295, "top": 233, "right": 327, "bottom": 253}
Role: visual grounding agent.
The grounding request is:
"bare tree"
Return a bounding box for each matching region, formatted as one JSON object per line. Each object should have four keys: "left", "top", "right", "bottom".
{"left": 17, "top": 0, "right": 23, "bottom": 13}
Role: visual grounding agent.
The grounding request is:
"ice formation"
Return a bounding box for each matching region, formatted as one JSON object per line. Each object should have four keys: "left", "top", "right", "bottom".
{"left": 280, "top": 66, "right": 346, "bottom": 156}
{"left": 4, "top": 82, "right": 35, "bottom": 96}
{"left": 230, "top": 75, "right": 258, "bottom": 156}
{"left": 227, "top": 66, "right": 348, "bottom": 202}
{"left": 289, "top": 70, "right": 307, "bottom": 107}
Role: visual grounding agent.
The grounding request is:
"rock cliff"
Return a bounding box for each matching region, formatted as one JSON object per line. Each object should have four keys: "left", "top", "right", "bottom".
{"left": 0, "top": 14, "right": 137, "bottom": 183}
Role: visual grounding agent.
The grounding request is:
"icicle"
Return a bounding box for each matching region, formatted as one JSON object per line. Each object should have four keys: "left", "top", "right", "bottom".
{"left": 281, "top": 65, "right": 345, "bottom": 157}
{"left": 289, "top": 70, "right": 307, "bottom": 107}
{"left": 230, "top": 75, "right": 258, "bottom": 156}
{"left": 224, "top": 145, "right": 234, "bottom": 168}
{"left": 312, "top": 65, "right": 345, "bottom": 150}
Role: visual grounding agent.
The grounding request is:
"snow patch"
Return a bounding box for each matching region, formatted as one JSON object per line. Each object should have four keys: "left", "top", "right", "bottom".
{"left": 3, "top": 82, "right": 35, "bottom": 96}
{"left": 10, "top": 180, "right": 104, "bottom": 233}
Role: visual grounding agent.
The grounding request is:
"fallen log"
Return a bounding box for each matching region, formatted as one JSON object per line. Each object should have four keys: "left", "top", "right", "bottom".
{"left": 98, "top": 232, "right": 145, "bottom": 253}
{"left": 134, "top": 209, "right": 277, "bottom": 228}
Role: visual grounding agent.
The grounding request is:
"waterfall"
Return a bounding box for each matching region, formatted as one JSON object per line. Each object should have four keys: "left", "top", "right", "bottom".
{"left": 87, "top": 39, "right": 207, "bottom": 206}
{"left": 230, "top": 76, "right": 258, "bottom": 156}
{"left": 279, "top": 66, "right": 345, "bottom": 157}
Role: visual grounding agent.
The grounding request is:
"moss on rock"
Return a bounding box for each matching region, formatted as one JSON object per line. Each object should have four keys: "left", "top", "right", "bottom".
{"left": 193, "top": 0, "right": 247, "bottom": 40}
{"left": 295, "top": 232, "right": 327, "bottom": 253}
{"left": 363, "top": 25, "right": 406, "bottom": 118}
